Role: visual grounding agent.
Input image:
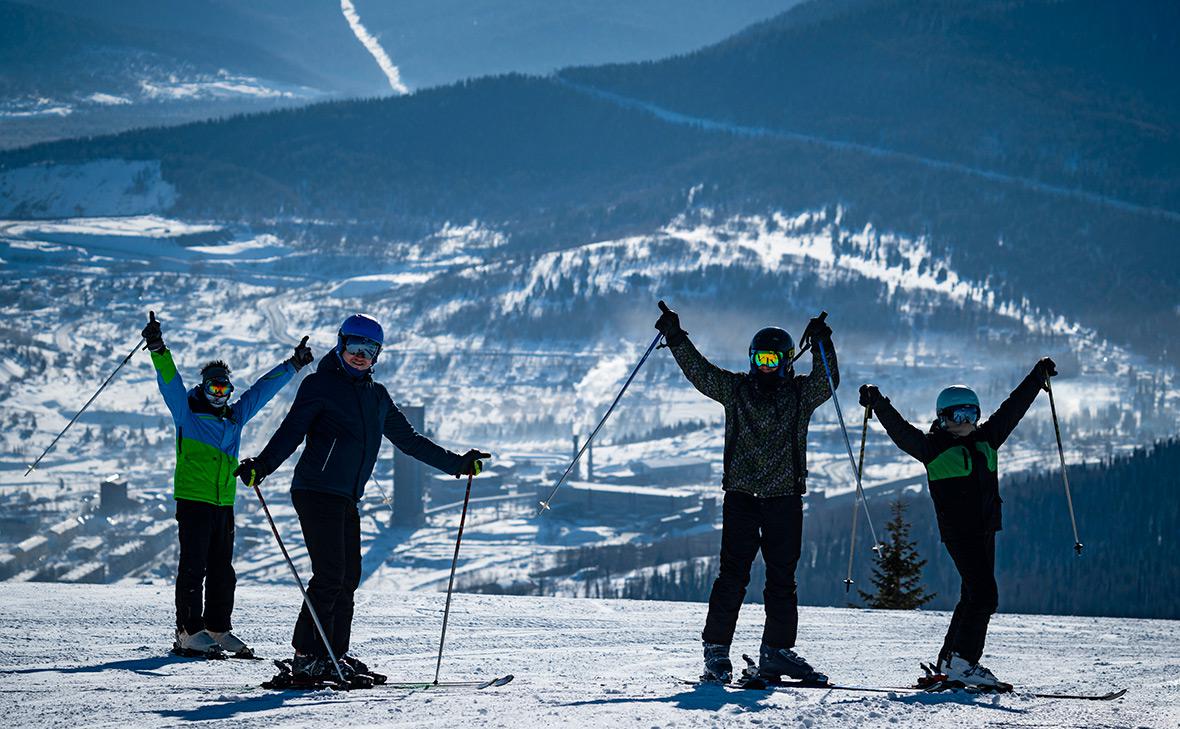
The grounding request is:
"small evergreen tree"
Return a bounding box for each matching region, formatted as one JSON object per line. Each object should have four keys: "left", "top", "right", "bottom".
{"left": 859, "top": 498, "right": 936, "bottom": 609}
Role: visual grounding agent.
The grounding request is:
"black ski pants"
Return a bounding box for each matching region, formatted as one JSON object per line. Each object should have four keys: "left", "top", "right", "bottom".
{"left": 702, "top": 491, "right": 803, "bottom": 649}
{"left": 175, "top": 498, "right": 236, "bottom": 634}
{"left": 938, "top": 532, "right": 998, "bottom": 666}
{"left": 291, "top": 489, "right": 362, "bottom": 658}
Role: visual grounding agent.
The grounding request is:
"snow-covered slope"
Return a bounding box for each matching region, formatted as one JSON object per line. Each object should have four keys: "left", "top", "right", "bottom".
{"left": 1, "top": 583, "right": 1175, "bottom": 727}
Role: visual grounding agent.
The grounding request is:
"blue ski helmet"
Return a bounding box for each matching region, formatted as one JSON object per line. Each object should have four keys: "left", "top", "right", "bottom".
{"left": 936, "top": 385, "right": 979, "bottom": 415}
{"left": 748, "top": 327, "right": 795, "bottom": 378}
{"left": 337, "top": 314, "right": 384, "bottom": 363}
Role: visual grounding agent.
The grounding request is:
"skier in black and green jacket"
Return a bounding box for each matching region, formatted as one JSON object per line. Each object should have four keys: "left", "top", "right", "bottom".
{"left": 858, "top": 356, "right": 1056, "bottom": 689}
{"left": 655, "top": 301, "right": 835, "bottom": 684}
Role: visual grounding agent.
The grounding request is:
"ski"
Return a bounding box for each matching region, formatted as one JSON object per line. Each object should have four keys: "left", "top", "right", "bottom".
{"left": 920, "top": 681, "right": 1128, "bottom": 701}
{"left": 263, "top": 660, "right": 513, "bottom": 692}
{"left": 676, "top": 678, "right": 1126, "bottom": 701}
{"left": 676, "top": 677, "right": 910, "bottom": 695}
{"left": 381, "top": 674, "right": 515, "bottom": 690}
{"left": 1029, "top": 688, "right": 1127, "bottom": 701}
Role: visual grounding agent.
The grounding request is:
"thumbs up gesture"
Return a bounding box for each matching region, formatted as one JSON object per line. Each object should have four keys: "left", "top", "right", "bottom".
{"left": 142, "top": 311, "right": 166, "bottom": 353}
{"left": 290, "top": 335, "right": 314, "bottom": 371}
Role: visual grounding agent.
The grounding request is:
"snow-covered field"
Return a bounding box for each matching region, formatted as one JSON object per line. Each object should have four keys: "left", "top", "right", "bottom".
{"left": 0, "top": 583, "right": 1175, "bottom": 728}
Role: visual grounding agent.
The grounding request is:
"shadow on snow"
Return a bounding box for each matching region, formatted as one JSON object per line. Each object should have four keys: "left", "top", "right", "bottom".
{"left": 557, "top": 682, "right": 772, "bottom": 713}
{"left": 1, "top": 655, "right": 207, "bottom": 677}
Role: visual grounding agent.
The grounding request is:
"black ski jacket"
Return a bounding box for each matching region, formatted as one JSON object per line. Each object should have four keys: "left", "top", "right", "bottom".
{"left": 872, "top": 370, "right": 1043, "bottom": 542}
{"left": 255, "top": 353, "right": 464, "bottom": 502}
{"left": 668, "top": 334, "right": 835, "bottom": 497}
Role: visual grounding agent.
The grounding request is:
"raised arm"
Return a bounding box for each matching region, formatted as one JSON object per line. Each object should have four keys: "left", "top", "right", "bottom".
{"left": 150, "top": 349, "right": 190, "bottom": 422}
{"left": 800, "top": 331, "right": 837, "bottom": 411}
{"left": 382, "top": 396, "right": 465, "bottom": 475}
{"left": 860, "top": 385, "right": 935, "bottom": 463}
{"left": 655, "top": 301, "right": 738, "bottom": 404}
{"left": 669, "top": 337, "right": 740, "bottom": 404}
{"left": 143, "top": 313, "right": 189, "bottom": 422}
{"left": 233, "top": 337, "right": 313, "bottom": 424}
{"left": 980, "top": 358, "right": 1056, "bottom": 449}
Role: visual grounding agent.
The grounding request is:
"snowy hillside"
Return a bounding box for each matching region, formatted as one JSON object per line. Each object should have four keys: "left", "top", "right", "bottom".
{"left": 1, "top": 583, "right": 1176, "bottom": 727}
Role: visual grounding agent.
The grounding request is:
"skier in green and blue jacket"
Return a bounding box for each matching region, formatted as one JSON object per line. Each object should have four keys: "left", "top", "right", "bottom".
{"left": 142, "top": 311, "right": 312, "bottom": 657}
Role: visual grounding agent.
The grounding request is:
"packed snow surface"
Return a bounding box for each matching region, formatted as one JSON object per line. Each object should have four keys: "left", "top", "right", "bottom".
{"left": 0, "top": 583, "right": 1175, "bottom": 728}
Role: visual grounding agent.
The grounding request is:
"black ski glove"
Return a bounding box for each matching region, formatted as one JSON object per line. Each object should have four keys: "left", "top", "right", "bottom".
{"left": 142, "top": 311, "right": 166, "bottom": 353}
{"left": 456, "top": 449, "right": 491, "bottom": 478}
{"left": 234, "top": 457, "right": 270, "bottom": 486}
{"left": 801, "top": 314, "right": 832, "bottom": 349}
{"left": 655, "top": 300, "right": 688, "bottom": 346}
{"left": 1033, "top": 356, "right": 1057, "bottom": 389}
{"left": 859, "top": 384, "right": 882, "bottom": 410}
{"left": 289, "top": 335, "right": 314, "bottom": 371}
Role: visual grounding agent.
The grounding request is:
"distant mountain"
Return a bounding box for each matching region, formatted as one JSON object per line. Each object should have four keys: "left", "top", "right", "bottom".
{"left": 2, "top": 0, "right": 1178, "bottom": 363}
{"left": 1, "top": 0, "right": 801, "bottom": 148}
{"left": 564, "top": 0, "right": 1180, "bottom": 211}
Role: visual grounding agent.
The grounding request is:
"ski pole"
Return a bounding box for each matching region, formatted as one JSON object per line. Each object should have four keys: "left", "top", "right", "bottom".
{"left": 25, "top": 337, "right": 145, "bottom": 476}
{"left": 251, "top": 474, "right": 348, "bottom": 684}
{"left": 813, "top": 321, "right": 882, "bottom": 553}
{"left": 1044, "top": 377, "right": 1083, "bottom": 556}
{"left": 537, "top": 331, "right": 663, "bottom": 515}
{"left": 844, "top": 405, "right": 872, "bottom": 592}
{"left": 434, "top": 472, "right": 475, "bottom": 684}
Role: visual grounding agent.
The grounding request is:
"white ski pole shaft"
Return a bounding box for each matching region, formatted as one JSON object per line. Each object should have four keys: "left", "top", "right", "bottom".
{"left": 1045, "top": 378, "right": 1083, "bottom": 555}
{"left": 25, "top": 337, "right": 144, "bottom": 476}
{"left": 435, "top": 473, "right": 474, "bottom": 684}
{"left": 253, "top": 477, "right": 347, "bottom": 683}
{"left": 538, "top": 332, "right": 662, "bottom": 515}
{"left": 816, "top": 337, "right": 882, "bottom": 551}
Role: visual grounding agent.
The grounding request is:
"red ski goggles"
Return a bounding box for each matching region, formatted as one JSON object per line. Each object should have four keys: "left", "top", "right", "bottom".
{"left": 203, "top": 379, "right": 233, "bottom": 398}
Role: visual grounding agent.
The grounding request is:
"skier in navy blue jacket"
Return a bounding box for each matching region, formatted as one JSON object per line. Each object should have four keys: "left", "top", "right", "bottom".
{"left": 236, "top": 314, "right": 488, "bottom": 680}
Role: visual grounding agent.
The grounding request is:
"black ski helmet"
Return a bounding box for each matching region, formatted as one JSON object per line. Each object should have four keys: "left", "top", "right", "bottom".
{"left": 748, "top": 327, "right": 795, "bottom": 377}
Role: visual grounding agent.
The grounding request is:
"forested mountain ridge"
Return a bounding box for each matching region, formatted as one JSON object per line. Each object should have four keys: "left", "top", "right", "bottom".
{"left": 565, "top": 0, "right": 1180, "bottom": 211}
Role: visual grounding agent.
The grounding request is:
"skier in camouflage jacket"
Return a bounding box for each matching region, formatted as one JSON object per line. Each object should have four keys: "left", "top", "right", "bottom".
{"left": 655, "top": 301, "right": 836, "bottom": 683}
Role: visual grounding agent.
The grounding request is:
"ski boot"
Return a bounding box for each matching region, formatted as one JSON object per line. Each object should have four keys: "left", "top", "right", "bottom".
{"left": 700, "top": 642, "right": 733, "bottom": 683}
{"left": 748, "top": 643, "right": 829, "bottom": 686}
{"left": 938, "top": 653, "right": 1011, "bottom": 692}
{"left": 340, "top": 654, "right": 387, "bottom": 685}
{"left": 265, "top": 654, "right": 373, "bottom": 689}
{"left": 208, "top": 630, "right": 257, "bottom": 659}
{"left": 916, "top": 661, "right": 949, "bottom": 690}
{"left": 264, "top": 655, "right": 337, "bottom": 690}
{"left": 172, "top": 628, "right": 226, "bottom": 659}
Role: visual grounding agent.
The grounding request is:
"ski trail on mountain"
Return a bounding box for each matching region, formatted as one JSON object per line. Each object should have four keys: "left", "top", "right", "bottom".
{"left": 556, "top": 77, "right": 1180, "bottom": 225}
{"left": 341, "top": 0, "right": 409, "bottom": 95}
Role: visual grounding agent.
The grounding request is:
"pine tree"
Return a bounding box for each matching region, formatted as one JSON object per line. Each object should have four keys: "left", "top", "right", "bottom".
{"left": 859, "top": 498, "right": 936, "bottom": 609}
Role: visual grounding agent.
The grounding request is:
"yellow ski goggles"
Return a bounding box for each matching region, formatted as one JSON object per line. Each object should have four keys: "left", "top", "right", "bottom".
{"left": 750, "top": 350, "right": 782, "bottom": 368}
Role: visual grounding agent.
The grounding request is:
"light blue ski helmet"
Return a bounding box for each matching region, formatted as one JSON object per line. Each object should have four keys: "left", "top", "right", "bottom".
{"left": 936, "top": 385, "right": 980, "bottom": 415}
